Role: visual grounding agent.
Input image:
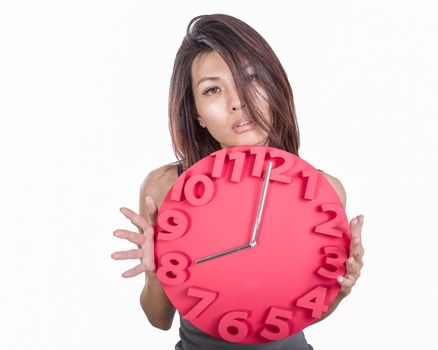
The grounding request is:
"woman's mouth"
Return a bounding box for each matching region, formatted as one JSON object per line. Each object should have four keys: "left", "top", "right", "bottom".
{"left": 232, "top": 120, "right": 253, "bottom": 134}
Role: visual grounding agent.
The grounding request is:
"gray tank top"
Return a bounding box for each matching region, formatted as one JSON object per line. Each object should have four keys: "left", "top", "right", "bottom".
{"left": 175, "top": 315, "right": 313, "bottom": 350}
{"left": 174, "top": 161, "right": 318, "bottom": 350}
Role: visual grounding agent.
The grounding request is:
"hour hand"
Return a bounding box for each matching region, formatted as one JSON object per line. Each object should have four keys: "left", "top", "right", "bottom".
{"left": 195, "top": 243, "right": 252, "bottom": 264}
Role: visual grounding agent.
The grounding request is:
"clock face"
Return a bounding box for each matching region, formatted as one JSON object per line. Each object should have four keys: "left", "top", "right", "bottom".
{"left": 154, "top": 146, "right": 350, "bottom": 344}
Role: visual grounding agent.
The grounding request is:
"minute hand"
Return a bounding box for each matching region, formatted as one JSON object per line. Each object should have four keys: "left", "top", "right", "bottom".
{"left": 249, "top": 161, "right": 273, "bottom": 247}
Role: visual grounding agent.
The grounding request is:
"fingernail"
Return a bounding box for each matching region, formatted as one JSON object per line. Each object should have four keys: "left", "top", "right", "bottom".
{"left": 337, "top": 276, "right": 344, "bottom": 284}
{"left": 351, "top": 217, "right": 358, "bottom": 225}
{"left": 349, "top": 257, "right": 356, "bottom": 266}
{"left": 145, "top": 196, "right": 152, "bottom": 204}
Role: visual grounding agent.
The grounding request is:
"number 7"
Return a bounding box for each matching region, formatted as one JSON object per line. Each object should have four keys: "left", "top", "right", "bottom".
{"left": 183, "top": 287, "right": 218, "bottom": 320}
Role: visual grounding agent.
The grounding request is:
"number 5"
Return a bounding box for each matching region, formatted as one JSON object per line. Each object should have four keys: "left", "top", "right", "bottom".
{"left": 260, "top": 307, "right": 293, "bottom": 341}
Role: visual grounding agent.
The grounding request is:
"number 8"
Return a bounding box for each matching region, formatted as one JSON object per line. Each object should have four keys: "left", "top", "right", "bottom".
{"left": 157, "top": 252, "right": 190, "bottom": 285}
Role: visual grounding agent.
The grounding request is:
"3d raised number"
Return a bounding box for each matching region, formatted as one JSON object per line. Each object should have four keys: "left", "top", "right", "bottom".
{"left": 184, "top": 287, "right": 218, "bottom": 320}
{"left": 250, "top": 147, "right": 267, "bottom": 177}
{"left": 317, "top": 246, "right": 347, "bottom": 279}
{"left": 218, "top": 310, "right": 250, "bottom": 342}
{"left": 157, "top": 209, "right": 189, "bottom": 241}
{"left": 211, "top": 149, "right": 227, "bottom": 179}
{"left": 170, "top": 172, "right": 186, "bottom": 202}
{"left": 228, "top": 152, "right": 246, "bottom": 182}
{"left": 184, "top": 174, "right": 215, "bottom": 206}
{"left": 314, "top": 204, "right": 345, "bottom": 237}
{"left": 301, "top": 169, "right": 320, "bottom": 200}
{"left": 260, "top": 307, "right": 293, "bottom": 341}
{"left": 296, "top": 286, "right": 329, "bottom": 318}
{"left": 156, "top": 252, "right": 190, "bottom": 285}
{"left": 268, "top": 150, "right": 294, "bottom": 183}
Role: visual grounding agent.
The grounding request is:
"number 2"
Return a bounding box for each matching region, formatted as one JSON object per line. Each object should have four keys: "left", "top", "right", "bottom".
{"left": 314, "top": 203, "right": 346, "bottom": 238}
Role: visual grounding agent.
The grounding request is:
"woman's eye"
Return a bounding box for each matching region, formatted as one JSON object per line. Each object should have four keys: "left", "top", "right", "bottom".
{"left": 203, "top": 87, "right": 220, "bottom": 95}
{"left": 248, "top": 74, "right": 258, "bottom": 82}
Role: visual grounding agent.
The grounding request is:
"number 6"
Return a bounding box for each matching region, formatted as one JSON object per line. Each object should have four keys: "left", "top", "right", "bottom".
{"left": 218, "top": 310, "right": 250, "bottom": 342}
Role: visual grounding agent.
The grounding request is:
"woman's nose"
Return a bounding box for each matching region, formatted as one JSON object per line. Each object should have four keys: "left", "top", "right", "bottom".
{"left": 230, "top": 91, "right": 246, "bottom": 111}
{"left": 232, "top": 103, "right": 246, "bottom": 111}
{"left": 228, "top": 81, "right": 246, "bottom": 112}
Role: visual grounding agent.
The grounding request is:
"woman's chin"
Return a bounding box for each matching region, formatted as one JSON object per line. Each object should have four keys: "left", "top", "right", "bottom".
{"left": 219, "top": 132, "right": 268, "bottom": 149}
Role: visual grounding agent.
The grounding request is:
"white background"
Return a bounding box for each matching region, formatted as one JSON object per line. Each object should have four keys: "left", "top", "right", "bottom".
{"left": 1, "top": 1, "right": 437, "bottom": 349}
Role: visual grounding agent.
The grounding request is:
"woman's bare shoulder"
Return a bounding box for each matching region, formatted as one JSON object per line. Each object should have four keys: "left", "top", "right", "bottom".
{"left": 143, "top": 163, "right": 178, "bottom": 184}
{"left": 320, "top": 171, "right": 347, "bottom": 208}
{"left": 140, "top": 163, "right": 179, "bottom": 207}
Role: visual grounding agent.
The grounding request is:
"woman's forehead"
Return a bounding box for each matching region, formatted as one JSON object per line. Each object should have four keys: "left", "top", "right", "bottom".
{"left": 192, "top": 51, "right": 227, "bottom": 73}
{"left": 191, "top": 51, "right": 252, "bottom": 83}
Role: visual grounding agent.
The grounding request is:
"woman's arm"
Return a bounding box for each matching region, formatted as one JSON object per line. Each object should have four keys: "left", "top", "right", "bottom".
{"left": 112, "top": 165, "right": 178, "bottom": 330}
{"left": 139, "top": 271, "right": 176, "bottom": 330}
{"left": 138, "top": 166, "right": 177, "bottom": 330}
{"left": 315, "top": 173, "right": 365, "bottom": 322}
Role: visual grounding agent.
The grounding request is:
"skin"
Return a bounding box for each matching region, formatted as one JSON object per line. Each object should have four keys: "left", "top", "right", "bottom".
{"left": 111, "top": 50, "right": 365, "bottom": 331}
{"left": 191, "top": 50, "right": 270, "bottom": 148}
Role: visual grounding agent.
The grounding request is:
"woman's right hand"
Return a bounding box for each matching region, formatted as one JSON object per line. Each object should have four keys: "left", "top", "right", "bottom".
{"left": 111, "top": 196, "right": 158, "bottom": 278}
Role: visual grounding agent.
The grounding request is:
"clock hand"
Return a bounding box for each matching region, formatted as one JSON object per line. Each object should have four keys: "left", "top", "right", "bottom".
{"left": 249, "top": 161, "right": 273, "bottom": 247}
{"left": 195, "top": 162, "right": 273, "bottom": 265}
{"left": 195, "top": 243, "right": 252, "bottom": 264}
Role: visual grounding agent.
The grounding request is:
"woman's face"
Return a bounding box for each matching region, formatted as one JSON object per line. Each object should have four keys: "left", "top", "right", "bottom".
{"left": 191, "top": 50, "right": 271, "bottom": 149}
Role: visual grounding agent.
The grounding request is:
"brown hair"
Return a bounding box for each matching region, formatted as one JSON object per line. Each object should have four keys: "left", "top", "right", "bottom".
{"left": 168, "top": 14, "right": 300, "bottom": 168}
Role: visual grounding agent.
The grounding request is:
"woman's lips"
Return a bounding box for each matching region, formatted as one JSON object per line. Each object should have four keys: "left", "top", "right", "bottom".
{"left": 232, "top": 120, "right": 253, "bottom": 134}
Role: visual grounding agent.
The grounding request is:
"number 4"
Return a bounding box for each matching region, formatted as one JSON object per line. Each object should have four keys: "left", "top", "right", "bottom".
{"left": 296, "top": 286, "right": 329, "bottom": 319}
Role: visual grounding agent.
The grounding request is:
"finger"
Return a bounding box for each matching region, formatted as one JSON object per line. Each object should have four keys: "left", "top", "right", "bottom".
{"left": 141, "top": 254, "right": 156, "bottom": 273}
{"left": 350, "top": 215, "right": 364, "bottom": 244}
{"left": 113, "top": 229, "right": 145, "bottom": 246}
{"left": 111, "top": 248, "right": 143, "bottom": 260}
{"left": 346, "top": 257, "right": 361, "bottom": 279}
{"left": 337, "top": 274, "right": 355, "bottom": 292}
{"left": 120, "top": 207, "right": 151, "bottom": 234}
{"left": 350, "top": 242, "right": 364, "bottom": 266}
{"left": 145, "top": 196, "right": 158, "bottom": 226}
{"left": 122, "top": 263, "right": 149, "bottom": 278}
{"left": 349, "top": 231, "right": 365, "bottom": 265}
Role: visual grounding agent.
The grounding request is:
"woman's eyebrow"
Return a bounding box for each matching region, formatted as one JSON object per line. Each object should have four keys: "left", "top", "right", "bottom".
{"left": 242, "top": 63, "right": 256, "bottom": 71}
{"left": 196, "top": 65, "right": 255, "bottom": 87}
{"left": 197, "top": 76, "right": 220, "bottom": 87}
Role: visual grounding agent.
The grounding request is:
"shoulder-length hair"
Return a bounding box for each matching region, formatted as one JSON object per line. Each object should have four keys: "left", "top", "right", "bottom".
{"left": 168, "top": 14, "right": 300, "bottom": 168}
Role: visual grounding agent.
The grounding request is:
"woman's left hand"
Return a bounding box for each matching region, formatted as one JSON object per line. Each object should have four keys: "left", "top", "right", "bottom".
{"left": 337, "top": 215, "right": 365, "bottom": 296}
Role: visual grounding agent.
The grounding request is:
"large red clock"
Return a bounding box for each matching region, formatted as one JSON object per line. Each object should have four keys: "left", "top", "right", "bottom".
{"left": 154, "top": 146, "right": 350, "bottom": 344}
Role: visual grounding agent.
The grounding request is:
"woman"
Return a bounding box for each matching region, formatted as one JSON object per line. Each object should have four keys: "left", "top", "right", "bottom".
{"left": 112, "top": 14, "right": 364, "bottom": 349}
